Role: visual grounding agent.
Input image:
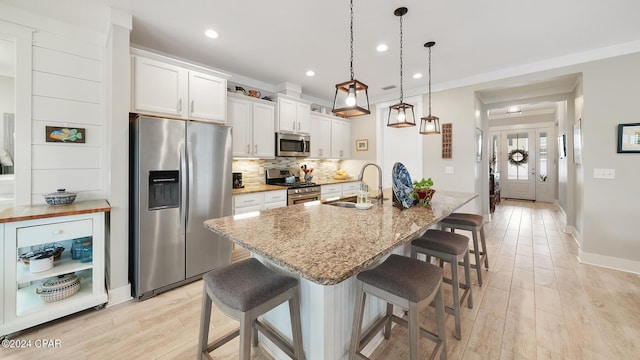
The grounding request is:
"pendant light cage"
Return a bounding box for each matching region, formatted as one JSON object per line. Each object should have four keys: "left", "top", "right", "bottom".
{"left": 332, "top": 0, "right": 370, "bottom": 117}
{"left": 420, "top": 41, "right": 440, "bottom": 134}
{"left": 388, "top": 7, "right": 416, "bottom": 128}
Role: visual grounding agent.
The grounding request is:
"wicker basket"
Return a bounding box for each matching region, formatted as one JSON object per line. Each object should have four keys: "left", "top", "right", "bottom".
{"left": 36, "top": 273, "right": 81, "bottom": 303}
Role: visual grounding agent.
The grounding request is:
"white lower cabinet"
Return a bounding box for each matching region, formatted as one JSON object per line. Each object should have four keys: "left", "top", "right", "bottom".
{"left": 321, "top": 182, "right": 361, "bottom": 200}
{"left": 233, "top": 190, "right": 287, "bottom": 214}
{"left": 1, "top": 208, "right": 108, "bottom": 337}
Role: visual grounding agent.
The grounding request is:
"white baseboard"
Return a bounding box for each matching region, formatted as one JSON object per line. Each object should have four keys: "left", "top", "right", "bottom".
{"left": 106, "top": 283, "right": 133, "bottom": 307}
{"left": 578, "top": 250, "right": 640, "bottom": 275}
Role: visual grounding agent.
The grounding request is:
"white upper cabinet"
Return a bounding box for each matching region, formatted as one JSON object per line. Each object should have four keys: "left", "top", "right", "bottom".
{"left": 276, "top": 95, "right": 311, "bottom": 134}
{"left": 331, "top": 118, "right": 351, "bottom": 159}
{"left": 309, "top": 114, "right": 331, "bottom": 159}
{"left": 131, "top": 53, "right": 227, "bottom": 123}
{"left": 228, "top": 93, "right": 275, "bottom": 159}
{"left": 188, "top": 71, "right": 226, "bottom": 122}
{"left": 132, "top": 56, "right": 187, "bottom": 118}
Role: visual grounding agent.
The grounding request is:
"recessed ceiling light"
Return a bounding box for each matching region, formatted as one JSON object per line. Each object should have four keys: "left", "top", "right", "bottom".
{"left": 306, "top": 70, "right": 315, "bottom": 77}
{"left": 376, "top": 44, "right": 388, "bottom": 52}
{"left": 413, "top": 73, "right": 423, "bottom": 79}
{"left": 204, "top": 29, "right": 219, "bottom": 39}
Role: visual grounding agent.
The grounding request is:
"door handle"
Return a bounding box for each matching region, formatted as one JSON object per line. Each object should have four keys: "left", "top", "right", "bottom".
{"left": 177, "top": 98, "right": 182, "bottom": 112}
{"left": 179, "top": 143, "right": 186, "bottom": 234}
{"left": 254, "top": 144, "right": 257, "bottom": 154}
{"left": 190, "top": 100, "right": 194, "bottom": 113}
{"left": 247, "top": 144, "right": 250, "bottom": 154}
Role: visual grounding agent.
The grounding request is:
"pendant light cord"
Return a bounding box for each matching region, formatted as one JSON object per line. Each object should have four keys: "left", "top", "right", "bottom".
{"left": 349, "top": 0, "right": 354, "bottom": 80}
{"left": 428, "top": 45, "right": 431, "bottom": 116}
{"left": 399, "top": 13, "right": 404, "bottom": 103}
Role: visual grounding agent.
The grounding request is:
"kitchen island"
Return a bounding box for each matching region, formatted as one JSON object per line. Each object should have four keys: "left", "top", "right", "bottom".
{"left": 204, "top": 190, "right": 477, "bottom": 359}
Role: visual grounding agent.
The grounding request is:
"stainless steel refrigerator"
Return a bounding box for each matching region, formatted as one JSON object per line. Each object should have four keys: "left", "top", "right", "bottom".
{"left": 130, "top": 115, "right": 233, "bottom": 300}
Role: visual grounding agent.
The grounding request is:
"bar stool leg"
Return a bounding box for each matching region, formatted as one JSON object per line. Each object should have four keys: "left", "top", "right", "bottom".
{"left": 289, "top": 291, "right": 305, "bottom": 359}
{"left": 450, "top": 255, "right": 461, "bottom": 340}
{"left": 434, "top": 286, "right": 448, "bottom": 360}
{"left": 480, "top": 225, "right": 489, "bottom": 269}
{"left": 408, "top": 301, "right": 419, "bottom": 360}
{"left": 384, "top": 303, "right": 393, "bottom": 339}
{"left": 349, "top": 281, "right": 366, "bottom": 360}
{"left": 239, "top": 312, "right": 252, "bottom": 360}
{"left": 470, "top": 230, "right": 483, "bottom": 286}
{"left": 464, "top": 251, "right": 473, "bottom": 309}
{"left": 198, "top": 287, "right": 213, "bottom": 360}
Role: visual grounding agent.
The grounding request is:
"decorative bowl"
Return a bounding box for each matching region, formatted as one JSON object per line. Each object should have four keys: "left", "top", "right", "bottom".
{"left": 44, "top": 189, "right": 77, "bottom": 206}
{"left": 334, "top": 174, "right": 347, "bottom": 180}
{"left": 20, "top": 244, "right": 64, "bottom": 264}
{"left": 36, "top": 273, "right": 81, "bottom": 303}
{"left": 29, "top": 255, "right": 54, "bottom": 273}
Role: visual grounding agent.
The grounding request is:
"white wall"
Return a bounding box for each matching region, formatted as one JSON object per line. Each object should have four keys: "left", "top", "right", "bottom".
{"left": 578, "top": 53, "right": 640, "bottom": 271}
{"left": 1, "top": 3, "right": 133, "bottom": 303}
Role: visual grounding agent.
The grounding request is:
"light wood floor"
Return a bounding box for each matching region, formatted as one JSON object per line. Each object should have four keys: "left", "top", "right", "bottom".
{"left": 3, "top": 200, "right": 640, "bottom": 359}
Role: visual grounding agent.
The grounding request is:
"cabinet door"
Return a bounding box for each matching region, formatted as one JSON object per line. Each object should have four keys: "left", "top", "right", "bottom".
{"left": 331, "top": 119, "right": 351, "bottom": 159}
{"left": 296, "top": 102, "right": 311, "bottom": 134}
{"left": 132, "top": 56, "right": 187, "bottom": 118}
{"left": 310, "top": 115, "right": 332, "bottom": 159}
{"left": 278, "top": 98, "right": 298, "bottom": 133}
{"left": 252, "top": 102, "right": 275, "bottom": 158}
{"left": 228, "top": 97, "right": 252, "bottom": 157}
{"left": 188, "top": 71, "right": 226, "bottom": 123}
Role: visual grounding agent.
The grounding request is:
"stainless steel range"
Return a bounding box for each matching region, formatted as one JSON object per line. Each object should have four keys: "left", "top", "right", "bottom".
{"left": 265, "top": 169, "right": 321, "bottom": 206}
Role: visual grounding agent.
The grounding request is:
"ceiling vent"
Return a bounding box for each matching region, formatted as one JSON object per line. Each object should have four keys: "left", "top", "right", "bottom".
{"left": 382, "top": 85, "right": 396, "bottom": 91}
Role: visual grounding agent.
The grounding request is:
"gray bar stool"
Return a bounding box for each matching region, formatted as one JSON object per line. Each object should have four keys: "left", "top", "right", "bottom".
{"left": 411, "top": 229, "right": 473, "bottom": 340}
{"left": 349, "top": 254, "right": 447, "bottom": 360}
{"left": 198, "top": 258, "right": 304, "bottom": 360}
{"left": 441, "top": 213, "right": 488, "bottom": 286}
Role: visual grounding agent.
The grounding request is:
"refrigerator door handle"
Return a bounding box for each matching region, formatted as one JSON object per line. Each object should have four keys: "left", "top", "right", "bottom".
{"left": 180, "top": 142, "right": 187, "bottom": 234}
{"left": 186, "top": 141, "right": 195, "bottom": 232}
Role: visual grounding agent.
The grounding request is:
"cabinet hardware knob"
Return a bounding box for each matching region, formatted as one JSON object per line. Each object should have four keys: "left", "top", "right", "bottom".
{"left": 53, "top": 230, "right": 63, "bottom": 235}
{"left": 178, "top": 99, "right": 182, "bottom": 112}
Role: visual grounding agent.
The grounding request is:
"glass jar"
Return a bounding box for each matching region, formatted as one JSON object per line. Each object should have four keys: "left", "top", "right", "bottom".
{"left": 81, "top": 245, "right": 93, "bottom": 263}
{"left": 71, "top": 239, "right": 83, "bottom": 260}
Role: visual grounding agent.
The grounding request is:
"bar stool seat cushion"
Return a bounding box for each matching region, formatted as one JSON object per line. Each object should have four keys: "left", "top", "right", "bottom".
{"left": 443, "top": 213, "right": 483, "bottom": 227}
{"left": 203, "top": 258, "right": 298, "bottom": 312}
{"left": 413, "top": 229, "right": 469, "bottom": 255}
{"left": 357, "top": 254, "right": 443, "bottom": 303}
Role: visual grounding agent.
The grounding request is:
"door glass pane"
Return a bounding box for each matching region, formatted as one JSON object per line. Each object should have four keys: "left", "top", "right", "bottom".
{"left": 538, "top": 132, "right": 548, "bottom": 182}
{"left": 507, "top": 132, "right": 529, "bottom": 180}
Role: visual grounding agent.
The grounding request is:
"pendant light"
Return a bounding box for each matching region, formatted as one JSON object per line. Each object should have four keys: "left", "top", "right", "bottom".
{"left": 387, "top": 7, "right": 415, "bottom": 128}
{"left": 332, "top": 0, "right": 370, "bottom": 117}
{"left": 419, "top": 41, "right": 441, "bottom": 134}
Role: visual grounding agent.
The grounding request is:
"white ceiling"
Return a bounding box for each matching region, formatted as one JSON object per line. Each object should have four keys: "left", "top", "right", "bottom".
{"left": 5, "top": 0, "right": 640, "bottom": 106}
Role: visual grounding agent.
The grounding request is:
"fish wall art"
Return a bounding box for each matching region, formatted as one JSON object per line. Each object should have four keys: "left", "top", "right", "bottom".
{"left": 46, "top": 126, "right": 86, "bottom": 143}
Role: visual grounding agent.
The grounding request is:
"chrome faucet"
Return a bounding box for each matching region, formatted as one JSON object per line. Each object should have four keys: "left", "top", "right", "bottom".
{"left": 357, "top": 162, "right": 383, "bottom": 205}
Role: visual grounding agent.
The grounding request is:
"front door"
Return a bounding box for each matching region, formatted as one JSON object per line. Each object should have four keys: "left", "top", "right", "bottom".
{"left": 502, "top": 129, "right": 536, "bottom": 200}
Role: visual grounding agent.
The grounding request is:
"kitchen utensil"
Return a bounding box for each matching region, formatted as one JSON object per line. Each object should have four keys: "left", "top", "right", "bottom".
{"left": 285, "top": 176, "right": 295, "bottom": 184}
{"left": 235, "top": 86, "right": 246, "bottom": 95}
{"left": 44, "top": 189, "right": 77, "bottom": 205}
{"left": 232, "top": 172, "right": 244, "bottom": 188}
{"left": 20, "top": 244, "right": 64, "bottom": 264}
{"left": 36, "top": 273, "right": 81, "bottom": 302}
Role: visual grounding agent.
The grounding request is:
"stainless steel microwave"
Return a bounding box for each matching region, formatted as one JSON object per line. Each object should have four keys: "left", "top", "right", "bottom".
{"left": 276, "top": 132, "right": 310, "bottom": 157}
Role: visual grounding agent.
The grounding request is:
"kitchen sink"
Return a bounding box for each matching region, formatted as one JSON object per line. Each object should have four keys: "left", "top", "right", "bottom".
{"left": 326, "top": 201, "right": 357, "bottom": 208}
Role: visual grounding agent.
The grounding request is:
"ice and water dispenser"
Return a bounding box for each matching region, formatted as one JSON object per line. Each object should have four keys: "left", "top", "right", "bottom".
{"left": 148, "top": 170, "right": 180, "bottom": 210}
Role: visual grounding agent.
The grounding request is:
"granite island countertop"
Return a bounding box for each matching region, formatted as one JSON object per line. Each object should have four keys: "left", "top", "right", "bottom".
{"left": 204, "top": 190, "right": 477, "bottom": 285}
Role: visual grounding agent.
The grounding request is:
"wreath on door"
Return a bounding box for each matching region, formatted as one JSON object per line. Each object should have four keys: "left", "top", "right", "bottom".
{"left": 507, "top": 149, "right": 529, "bottom": 167}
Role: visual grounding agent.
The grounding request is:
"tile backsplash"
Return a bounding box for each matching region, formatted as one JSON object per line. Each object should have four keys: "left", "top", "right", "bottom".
{"left": 233, "top": 158, "right": 342, "bottom": 185}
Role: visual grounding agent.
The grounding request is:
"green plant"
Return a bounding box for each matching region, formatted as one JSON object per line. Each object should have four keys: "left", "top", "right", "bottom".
{"left": 410, "top": 178, "right": 435, "bottom": 206}
{"left": 412, "top": 177, "right": 433, "bottom": 190}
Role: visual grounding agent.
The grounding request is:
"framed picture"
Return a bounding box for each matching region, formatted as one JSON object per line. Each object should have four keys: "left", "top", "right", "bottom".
{"left": 557, "top": 134, "right": 567, "bottom": 159}
{"left": 617, "top": 122, "right": 640, "bottom": 153}
{"left": 356, "top": 139, "right": 368, "bottom": 151}
{"left": 573, "top": 119, "right": 582, "bottom": 164}
{"left": 475, "top": 127, "right": 483, "bottom": 162}
{"left": 45, "top": 126, "right": 86, "bottom": 143}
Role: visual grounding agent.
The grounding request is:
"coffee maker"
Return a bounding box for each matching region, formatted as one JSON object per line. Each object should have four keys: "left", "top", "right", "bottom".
{"left": 232, "top": 172, "right": 243, "bottom": 188}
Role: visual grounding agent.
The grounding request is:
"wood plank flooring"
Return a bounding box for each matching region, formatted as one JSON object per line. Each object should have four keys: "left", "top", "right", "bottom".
{"left": 3, "top": 200, "right": 640, "bottom": 359}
